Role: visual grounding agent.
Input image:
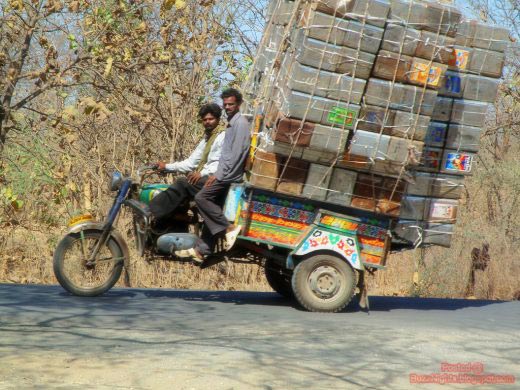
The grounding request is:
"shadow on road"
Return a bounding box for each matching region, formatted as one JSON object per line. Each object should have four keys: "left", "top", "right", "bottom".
{"left": 0, "top": 284, "right": 506, "bottom": 313}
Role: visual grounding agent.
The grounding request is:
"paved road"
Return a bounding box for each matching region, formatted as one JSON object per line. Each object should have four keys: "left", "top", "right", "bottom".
{"left": 0, "top": 284, "right": 518, "bottom": 389}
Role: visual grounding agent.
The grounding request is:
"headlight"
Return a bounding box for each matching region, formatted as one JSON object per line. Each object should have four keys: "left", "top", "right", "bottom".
{"left": 109, "top": 171, "right": 123, "bottom": 191}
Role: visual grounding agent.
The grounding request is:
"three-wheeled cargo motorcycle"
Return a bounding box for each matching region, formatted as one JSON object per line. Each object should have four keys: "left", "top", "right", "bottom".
{"left": 53, "top": 166, "right": 395, "bottom": 312}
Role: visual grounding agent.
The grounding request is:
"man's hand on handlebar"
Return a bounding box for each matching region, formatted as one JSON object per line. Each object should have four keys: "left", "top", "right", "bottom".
{"left": 155, "top": 161, "right": 167, "bottom": 171}
{"left": 187, "top": 172, "right": 202, "bottom": 185}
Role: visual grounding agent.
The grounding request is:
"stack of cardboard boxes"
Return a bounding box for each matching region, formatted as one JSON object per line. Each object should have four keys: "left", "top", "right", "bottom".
{"left": 247, "top": 0, "right": 508, "bottom": 247}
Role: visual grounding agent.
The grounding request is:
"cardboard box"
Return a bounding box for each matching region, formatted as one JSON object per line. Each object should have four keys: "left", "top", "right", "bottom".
{"left": 447, "top": 46, "right": 472, "bottom": 71}
{"left": 406, "top": 172, "right": 465, "bottom": 199}
{"left": 450, "top": 99, "right": 489, "bottom": 127}
{"left": 302, "top": 163, "right": 333, "bottom": 200}
{"left": 357, "top": 104, "right": 394, "bottom": 133}
{"left": 422, "top": 2, "right": 461, "bottom": 37}
{"left": 417, "top": 147, "right": 443, "bottom": 172}
{"left": 429, "top": 198, "right": 458, "bottom": 223}
{"left": 438, "top": 70, "right": 466, "bottom": 98}
{"left": 462, "top": 74, "right": 500, "bottom": 103}
{"left": 349, "top": 130, "right": 390, "bottom": 161}
{"left": 445, "top": 124, "right": 482, "bottom": 152}
{"left": 455, "top": 20, "right": 509, "bottom": 52}
{"left": 300, "top": 6, "right": 384, "bottom": 53}
{"left": 266, "top": 0, "right": 296, "bottom": 25}
{"left": 351, "top": 173, "right": 382, "bottom": 211}
{"left": 309, "top": 123, "right": 350, "bottom": 153}
{"left": 391, "top": 110, "right": 431, "bottom": 141}
{"left": 293, "top": 33, "right": 376, "bottom": 79}
{"left": 276, "top": 157, "right": 310, "bottom": 196}
{"left": 249, "top": 150, "right": 280, "bottom": 191}
{"left": 415, "top": 30, "right": 456, "bottom": 64}
{"left": 278, "top": 89, "right": 361, "bottom": 128}
{"left": 468, "top": 48, "right": 505, "bottom": 78}
{"left": 424, "top": 121, "right": 448, "bottom": 147}
{"left": 407, "top": 57, "right": 447, "bottom": 89}
{"left": 400, "top": 196, "right": 429, "bottom": 220}
{"left": 431, "top": 96, "right": 453, "bottom": 122}
{"left": 283, "top": 60, "right": 366, "bottom": 104}
{"left": 381, "top": 23, "right": 420, "bottom": 56}
{"left": 274, "top": 117, "right": 314, "bottom": 146}
{"left": 316, "top": 0, "right": 390, "bottom": 28}
{"left": 372, "top": 50, "right": 412, "bottom": 82}
{"left": 249, "top": 150, "right": 310, "bottom": 195}
{"left": 326, "top": 168, "right": 358, "bottom": 206}
{"left": 393, "top": 220, "right": 455, "bottom": 247}
{"left": 364, "top": 77, "right": 437, "bottom": 116}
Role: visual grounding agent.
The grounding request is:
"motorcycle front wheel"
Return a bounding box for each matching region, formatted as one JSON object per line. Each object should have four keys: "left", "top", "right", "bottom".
{"left": 53, "top": 229, "right": 124, "bottom": 297}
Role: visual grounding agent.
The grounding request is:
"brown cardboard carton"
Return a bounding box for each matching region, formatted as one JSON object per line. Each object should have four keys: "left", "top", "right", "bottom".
{"left": 250, "top": 150, "right": 280, "bottom": 191}
{"left": 415, "top": 30, "right": 455, "bottom": 64}
{"left": 431, "top": 96, "right": 453, "bottom": 121}
{"left": 372, "top": 50, "right": 412, "bottom": 82}
{"left": 315, "top": 0, "right": 390, "bottom": 28}
{"left": 391, "top": 111, "right": 430, "bottom": 141}
{"left": 302, "top": 163, "right": 333, "bottom": 200}
{"left": 274, "top": 117, "right": 314, "bottom": 146}
{"left": 276, "top": 157, "right": 310, "bottom": 195}
{"left": 406, "top": 172, "right": 465, "bottom": 199}
{"left": 381, "top": 23, "right": 420, "bottom": 56}
{"left": 364, "top": 77, "right": 437, "bottom": 116}
{"left": 468, "top": 48, "right": 505, "bottom": 78}
{"left": 293, "top": 33, "right": 375, "bottom": 79}
{"left": 438, "top": 70, "right": 466, "bottom": 98}
{"left": 326, "top": 168, "right": 358, "bottom": 206}
{"left": 455, "top": 20, "right": 509, "bottom": 52}
{"left": 357, "top": 105, "right": 395, "bottom": 133}
{"left": 462, "top": 74, "right": 500, "bottom": 103}
{"left": 450, "top": 99, "right": 489, "bottom": 127}
{"left": 300, "top": 5, "right": 384, "bottom": 53}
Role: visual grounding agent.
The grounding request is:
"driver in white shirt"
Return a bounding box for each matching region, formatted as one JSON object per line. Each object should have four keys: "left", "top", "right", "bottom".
{"left": 149, "top": 103, "right": 225, "bottom": 223}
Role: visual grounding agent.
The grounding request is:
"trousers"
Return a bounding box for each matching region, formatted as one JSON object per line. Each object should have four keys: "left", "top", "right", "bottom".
{"left": 149, "top": 176, "right": 207, "bottom": 220}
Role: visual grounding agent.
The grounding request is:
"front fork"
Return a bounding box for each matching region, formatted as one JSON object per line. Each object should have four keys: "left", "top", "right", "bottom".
{"left": 84, "top": 180, "right": 132, "bottom": 266}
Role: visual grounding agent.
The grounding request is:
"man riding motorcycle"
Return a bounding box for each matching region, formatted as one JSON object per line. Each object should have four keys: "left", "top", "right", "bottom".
{"left": 149, "top": 103, "right": 225, "bottom": 224}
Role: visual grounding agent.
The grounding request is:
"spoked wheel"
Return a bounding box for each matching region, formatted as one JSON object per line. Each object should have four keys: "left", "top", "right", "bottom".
{"left": 53, "top": 229, "right": 124, "bottom": 297}
{"left": 264, "top": 259, "right": 293, "bottom": 298}
{"left": 292, "top": 254, "right": 357, "bottom": 313}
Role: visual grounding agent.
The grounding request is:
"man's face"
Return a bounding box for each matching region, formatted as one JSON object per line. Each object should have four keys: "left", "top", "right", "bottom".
{"left": 202, "top": 113, "right": 219, "bottom": 131}
{"left": 223, "top": 96, "right": 240, "bottom": 118}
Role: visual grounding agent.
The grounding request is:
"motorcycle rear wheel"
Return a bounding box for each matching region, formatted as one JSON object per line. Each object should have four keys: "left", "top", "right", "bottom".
{"left": 53, "top": 229, "right": 124, "bottom": 297}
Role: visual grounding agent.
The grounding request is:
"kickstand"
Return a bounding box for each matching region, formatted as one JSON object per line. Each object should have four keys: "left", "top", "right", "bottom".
{"left": 358, "top": 271, "right": 370, "bottom": 314}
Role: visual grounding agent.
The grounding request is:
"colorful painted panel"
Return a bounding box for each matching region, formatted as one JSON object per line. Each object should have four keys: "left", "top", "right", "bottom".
{"left": 251, "top": 201, "right": 315, "bottom": 224}
{"left": 295, "top": 229, "right": 361, "bottom": 268}
{"left": 246, "top": 221, "right": 304, "bottom": 246}
{"left": 252, "top": 194, "right": 316, "bottom": 212}
{"left": 358, "top": 235, "right": 386, "bottom": 257}
{"left": 361, "top": 253, "right": 383, "bottom": 266}
{"left": 319, "top": 214, "right": 388, "bottom": 240}
{"left": 240, "top": 193, "right": 315, "bottom": 247}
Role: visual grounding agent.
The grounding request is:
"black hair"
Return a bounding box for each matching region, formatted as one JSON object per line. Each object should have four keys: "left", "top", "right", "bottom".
{"left": 198, "top": 103, "right": 222, "bottom": 119}
{"left": 220, "top": 88, "right": 243, "bottom": 105}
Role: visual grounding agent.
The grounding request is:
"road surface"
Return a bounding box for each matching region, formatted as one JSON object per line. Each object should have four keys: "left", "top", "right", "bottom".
{"left": 0, "top": 284, "right": 518, "bottom": 389}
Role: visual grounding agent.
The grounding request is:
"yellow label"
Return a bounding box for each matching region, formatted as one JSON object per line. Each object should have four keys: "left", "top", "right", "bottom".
{"left": 68, "top": 213, "right": 93, "bottom": 227}
{"left": 409, "top": 62, "right": 443, "bottom": 87}
{"left": 448, "top": 48, "right": 469, "bottom": 70}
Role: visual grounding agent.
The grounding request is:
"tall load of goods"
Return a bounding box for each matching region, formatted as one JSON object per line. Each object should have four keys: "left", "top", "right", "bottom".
{"left": 245, "top": 0, "right": 509, "bottom": 249}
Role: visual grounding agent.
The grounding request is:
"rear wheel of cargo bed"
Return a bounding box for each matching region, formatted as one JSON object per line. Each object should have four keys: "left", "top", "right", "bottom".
{"left": 264, "top": 259, "right": 293, "bottom": 298}
{"left": 292, "top": 254, "right": 357, "bottom": 313}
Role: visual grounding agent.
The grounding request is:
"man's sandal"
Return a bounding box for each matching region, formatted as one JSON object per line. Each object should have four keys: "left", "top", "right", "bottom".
{"left": 174, "top": 248, "right": 204, "bottom": 264}
{"left": 223, "top": 225, "right": 242, "bottom": 251}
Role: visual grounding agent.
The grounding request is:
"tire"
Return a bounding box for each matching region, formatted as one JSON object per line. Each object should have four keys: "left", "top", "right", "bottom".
{"left": 53, "top": 229, "right": 124, "bottom": 297}
{"left": 264, "top": 259, "right": 293, "bottom": 298}
{"left": 292, "top": 254, "right": 357, "bottom": 313}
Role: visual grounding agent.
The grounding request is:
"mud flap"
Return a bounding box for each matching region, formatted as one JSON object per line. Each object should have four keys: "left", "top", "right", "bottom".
{"left": 357, "top": 271, "right": 370, "bottom": 313}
